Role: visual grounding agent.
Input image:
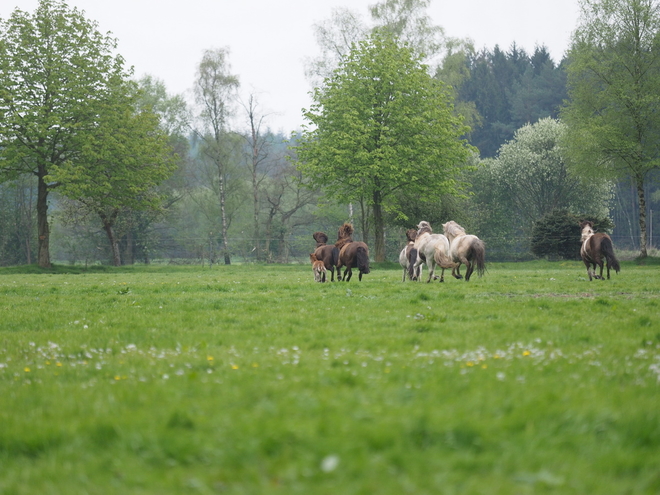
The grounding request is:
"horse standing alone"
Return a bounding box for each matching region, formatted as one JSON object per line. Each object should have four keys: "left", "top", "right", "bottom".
{"left": 442, "top": 221, "right": 486, "bottom": 281}
{"left": 580, "top": 220, "right": 620, "bottom": 281}
{"left": 335, "top": 223, "right": 370, "bottom": 282}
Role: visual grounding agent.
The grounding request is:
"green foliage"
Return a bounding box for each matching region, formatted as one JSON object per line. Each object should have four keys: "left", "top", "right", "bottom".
{"left": 0, "top": 263, "right": 659, "bottom": 493}
{"left": 451, "top": 45, "right": 567, "bottom": 157}
{"left": 530, "top": 209, "right": 579, "bottom": 260}
{"left": 297, "top": 31, "right": 474, "bottom": 259}
{"left": 0, "top": 0, "right": 136, "bottom": 266}
{"left": 531, "top": 209, "right": 616, "bottom": 260}
{"left": 562, "top": 0, "right": 660, "bottom": 256}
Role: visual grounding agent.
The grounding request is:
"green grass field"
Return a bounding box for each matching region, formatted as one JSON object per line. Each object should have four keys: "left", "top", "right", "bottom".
{"left": 1, "top": 260, "right": 659, "bottom": 494}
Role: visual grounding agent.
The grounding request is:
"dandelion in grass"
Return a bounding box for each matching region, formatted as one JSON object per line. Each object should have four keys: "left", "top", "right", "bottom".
{"left": 24, "top": 367, "right": 30, "bottom": 372}
{"left": 231, "top": 364, "right": 239, "bottom": 370}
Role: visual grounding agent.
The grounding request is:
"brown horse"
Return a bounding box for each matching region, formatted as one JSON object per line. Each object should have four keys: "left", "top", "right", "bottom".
{"left": 335, "top": 223, "right": 370, "bottom": 282}
{"left": 580, "top": 220, "right": 620, "bottom": 281}
{"left": 312, "top": 231, "right": 339, "bottom": 282}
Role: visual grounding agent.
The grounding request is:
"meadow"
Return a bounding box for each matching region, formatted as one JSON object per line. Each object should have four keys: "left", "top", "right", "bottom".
{"left": 0, "top": 260, "right": 659, "bottom": 494}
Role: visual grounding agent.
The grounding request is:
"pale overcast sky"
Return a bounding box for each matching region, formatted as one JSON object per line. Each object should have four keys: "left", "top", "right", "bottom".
{"left": 4, "top": 0, "right": 580, "bottom": 133}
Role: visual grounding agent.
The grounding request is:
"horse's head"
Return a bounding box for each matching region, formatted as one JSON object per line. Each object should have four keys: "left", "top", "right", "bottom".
{"left": 309, "top": 253, "right": 319, "bottom": 263}
{"left": 580, "top": 220, "right": 594, "bottom": 242}
{"left": 443, "top": 221, "right": 466, "bottom": 241}
{"left": 405, "top": 229, "right": 417, "bottom": 243}
{"left": 313, "top": 232, "right": 328, "bottom": 244}
{"left": 417, "top": 221, "right": 432, "bottom": 236}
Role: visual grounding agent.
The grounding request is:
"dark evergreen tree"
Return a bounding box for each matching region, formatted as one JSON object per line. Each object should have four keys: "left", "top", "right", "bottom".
{"left": 450, "top": 44, "right": 567, "bottom": 158}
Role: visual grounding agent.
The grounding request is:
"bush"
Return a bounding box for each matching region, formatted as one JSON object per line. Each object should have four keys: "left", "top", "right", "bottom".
{"left": 531, "top": 209, "right": 614, "bottom": 260}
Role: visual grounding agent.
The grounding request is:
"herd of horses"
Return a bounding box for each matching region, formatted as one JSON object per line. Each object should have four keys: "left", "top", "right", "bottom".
{"left": 310, "top": 219, "right": 621, "bottom": 283}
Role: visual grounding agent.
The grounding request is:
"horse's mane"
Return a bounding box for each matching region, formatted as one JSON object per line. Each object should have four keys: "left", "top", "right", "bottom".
{"left": 335, "top": 223, "right": 354, "bottom": 249}
{"left": 313, "top": 231, "right": 328, "bottom": 246}
{"left": 417, "top": 221, "right": 432, "bottom": 236}
{"left": 405, "top": 229, "right": 417, "bottom": 243}
{"left": 443, "top": 221, "right": 466, "bottom": 238}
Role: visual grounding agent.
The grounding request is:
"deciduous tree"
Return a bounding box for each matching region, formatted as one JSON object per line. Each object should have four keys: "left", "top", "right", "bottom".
{"left": 296, "top": 32, "right": 473, "bottom": 261}
{"left": 562, "top": 0, "right": 660, "bottom": 257}
{"left": 46, "top": 81, "right": 176, "bottom": 266}
{"left": 193, "top": 48, "right": 240, "bottom": 265}
{"left": 0, "top": 0, "right": 132, "bottom": 267}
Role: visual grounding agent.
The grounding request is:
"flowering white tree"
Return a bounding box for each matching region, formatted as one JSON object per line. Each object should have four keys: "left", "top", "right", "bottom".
{"left": 491, "top": 118, "right": 612, "bottom": 231}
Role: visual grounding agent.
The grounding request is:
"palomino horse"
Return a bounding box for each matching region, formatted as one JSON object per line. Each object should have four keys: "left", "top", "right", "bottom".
{"left": 312, "top": 231, "right": 339, "bottom": 282}
{"left": 408, "top": 221, "right": 455, "bottom": 283}
{"left": 580, "top": 220, "right": 620, "bottom": 281}
{"left": 309, "top": 253, "right": 327, "bottom": 282}
{"left": 335, "top": 223, "right": 370, "bottom": 282}
{"left": 442, "top": 221, "right": 486, "bottom": 281}
{"left": 399, "top": 229, "right": 422, "bottom": 282}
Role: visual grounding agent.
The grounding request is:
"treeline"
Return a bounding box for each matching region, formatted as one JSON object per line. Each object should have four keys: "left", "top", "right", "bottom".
{"left": 1, "top": 0, "right": 659, "bottom": 267}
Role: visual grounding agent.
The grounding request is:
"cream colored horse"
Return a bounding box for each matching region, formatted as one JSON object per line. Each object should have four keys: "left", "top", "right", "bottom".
{"left": 409, "top": 221, "right": 455, "bottom": 282}
{"left": 442, "top": 221, "right": 486, "bottom": 281}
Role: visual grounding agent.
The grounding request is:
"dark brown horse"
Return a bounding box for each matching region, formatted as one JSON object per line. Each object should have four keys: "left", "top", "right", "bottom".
{"left": 580, "top": 220, "right": 620, "bottom": 281}
{"left": 312, "top": 231, "right": 339, "bottom": 282}
{"left": 335, "top": 223, "right": 370, "bottom": 282}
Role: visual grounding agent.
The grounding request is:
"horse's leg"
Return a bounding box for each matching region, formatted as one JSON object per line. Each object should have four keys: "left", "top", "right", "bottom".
{"left": 345, "top": 267, "right": 352, "bottom": 282}
{"left": 452, "top": 263, "right": 463, "bottom": 279}
{"left": 464, "top": 257, "right": 474, "bottom": 281}
{"left": 583, "top": 259, "right": 593, "bottom": 281}
{"left": 606, "top": 260, "right": 611, "bottom": 280}
{"left": 330, "top": 266, "right": 335, "bottom": 282}
{"left": 439, "top": 267, "right": 445, "bottom": 282}
{"left": 426, "top": 259, "right": 435, "bottom": 283}
{"left": 402, "top": 266, "right": 407, "bottom": 282}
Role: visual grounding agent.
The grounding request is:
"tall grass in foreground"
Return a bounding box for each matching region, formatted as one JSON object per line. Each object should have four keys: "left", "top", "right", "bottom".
{"left": 0, "top": 261, "right": 659, "bottom": 494}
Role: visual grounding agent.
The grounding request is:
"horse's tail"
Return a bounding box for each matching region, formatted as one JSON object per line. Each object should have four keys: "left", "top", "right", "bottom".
{"left": 332, "top": 246, "right": 339, "bottom": 267}
{"left": 434, "top": 244, "right": 455, "bottom": 269}
{"left": 357, "top": 246, "right": 370, "bottom": 274}
{"left": 470, "top": 239, "right": 486, "bottom": 277}
{"left": 408, "top": 248, "right": 418, "bottom": 279}
{"left": 601, "top": 237, "right": 620, "bottom": 274}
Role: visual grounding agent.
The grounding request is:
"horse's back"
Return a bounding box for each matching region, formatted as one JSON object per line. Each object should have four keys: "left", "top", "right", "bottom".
{"left": 315, "top": 245, "right": 337, "bottom": 269}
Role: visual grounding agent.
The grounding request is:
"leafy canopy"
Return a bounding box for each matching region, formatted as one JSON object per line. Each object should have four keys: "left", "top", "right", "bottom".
{"left": 296, "top": 31, "right": 474, "bottom": 221}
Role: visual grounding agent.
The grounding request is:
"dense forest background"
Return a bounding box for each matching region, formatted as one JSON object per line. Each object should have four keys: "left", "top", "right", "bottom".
{"left": 1, "top": 1, "right": 658, "bottom": 266}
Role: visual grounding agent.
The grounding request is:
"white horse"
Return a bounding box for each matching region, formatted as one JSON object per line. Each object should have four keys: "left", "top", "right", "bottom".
{"left": 409, "top": 221, "right": 455, "bottom": 283}
{"left": 442, "top": 221, "right": 486, "bottom": 281}
{"left": 399, "top": 228, "right": 422, "bottom": 282}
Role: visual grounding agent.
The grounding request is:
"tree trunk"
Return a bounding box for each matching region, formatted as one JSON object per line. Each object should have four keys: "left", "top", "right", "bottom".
{"left": 219, "top": 175, "right": 231, "bottom": 265}
{"left": 253, "top": 169, "right": 260, "bottom": 261}
{"left": 636, "top": 176, "right": 648, "bottom": 258}
{"left": 100, "top": 211, "right": 121, "bottom": 266}
{"left": 36, "top": 170, "right": 51, "bottom": 268}
{"left": 373, "top": 191, "right": 385, "bottom": 262}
